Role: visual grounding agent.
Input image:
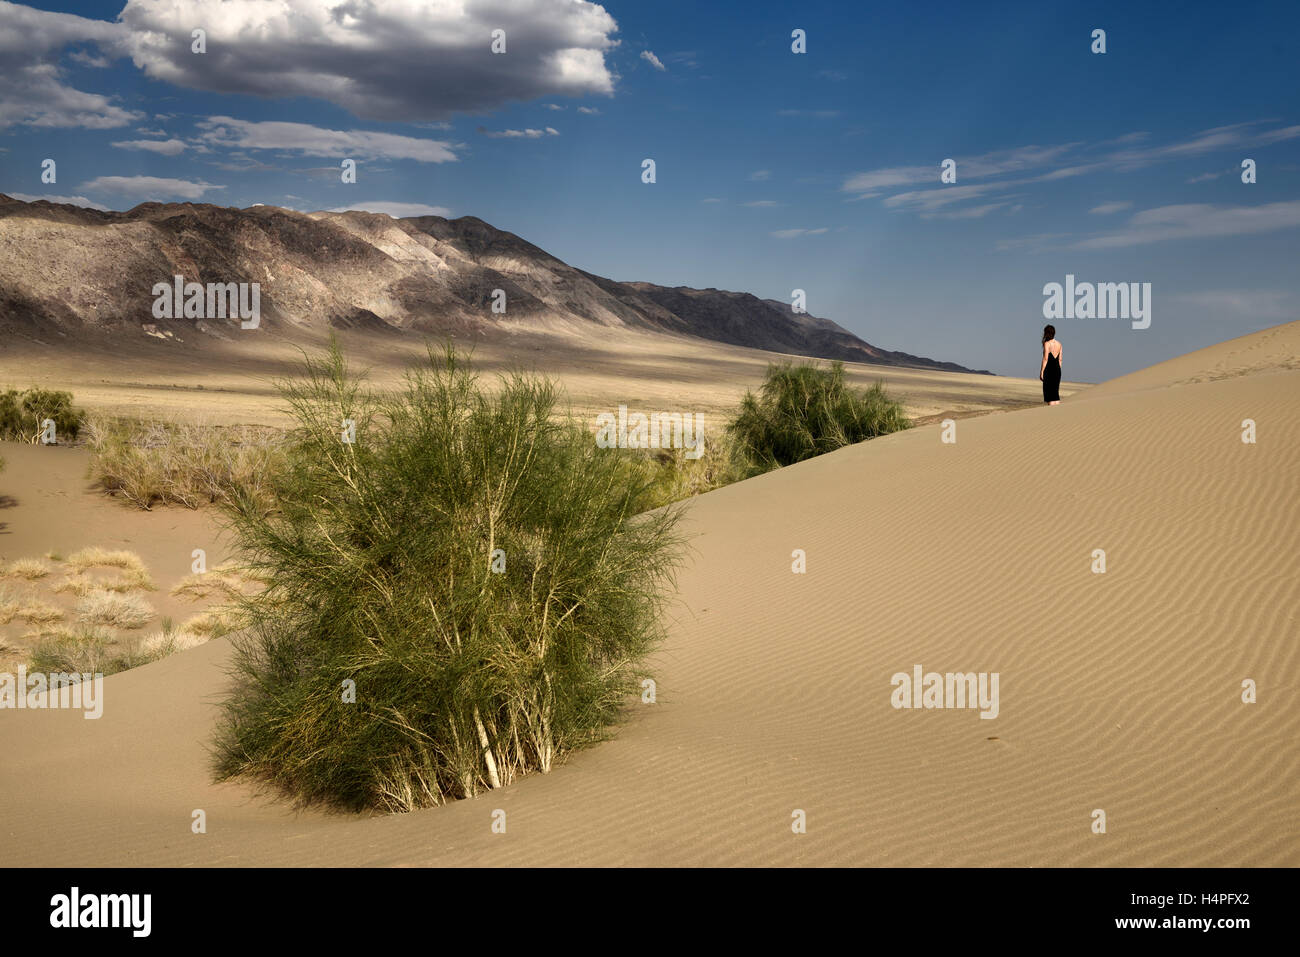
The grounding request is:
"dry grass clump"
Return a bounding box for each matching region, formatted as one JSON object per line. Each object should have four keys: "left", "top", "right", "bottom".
{"left": 0, "top": 585, "right": 22, "bottom": 625}
{"left": 84, "top": 414, "right": 287, "bottom": 510}
{"left": 139, "top": 627, "right": 208, "bottom": 657}
{"left": 54, "top": 549, "right": 156, "bottom": 594}
{"left": 3, "top": 558, "right": 53, "bottom": 580}
{"left": 64, "top": 547, "right": 150, "bottom": 575}
{"left": 180, "top": 607, "right": 237, "bottom": 638}
{"left": 170, "top": 564, "right": 253, "bottom": 602}
{"left": 52, "top": 570, "right": 156, "bottom": 596}
{"left": 75, "top": 589, "right": 155, "bottom": 630}
{"left": 15, "top": 600, "right": 65, "bottom": 627}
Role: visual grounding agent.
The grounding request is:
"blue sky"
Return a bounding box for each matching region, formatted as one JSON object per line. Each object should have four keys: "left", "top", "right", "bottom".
{"left": 2, "top": 0, "right": 1298, "bottom": 380}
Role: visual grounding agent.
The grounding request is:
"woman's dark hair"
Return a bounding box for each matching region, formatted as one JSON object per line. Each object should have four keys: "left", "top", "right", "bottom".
{"left": 1042, "top": 324, "right": 1056, "bottom": 344}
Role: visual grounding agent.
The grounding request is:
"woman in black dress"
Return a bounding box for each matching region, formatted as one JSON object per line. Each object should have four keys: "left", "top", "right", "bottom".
{"left": 1039, "top": 324, "right": 1062, "bottom": 405}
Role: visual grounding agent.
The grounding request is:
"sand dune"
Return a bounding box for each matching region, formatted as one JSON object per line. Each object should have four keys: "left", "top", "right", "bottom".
{"left": 0, "top": 324, "right": 1295, "bottom": 866}
{"left": 1081, "top": 318, "right": 1300, "bottom": 399}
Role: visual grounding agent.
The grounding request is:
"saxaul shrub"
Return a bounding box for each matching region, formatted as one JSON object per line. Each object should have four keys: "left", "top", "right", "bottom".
{"left": 213, "top": 342, "right": 683, "bottom": 812}
{"left": 727, "top": 359, "right": 910, "bottom": 474}
{"left": 0, "top": 387, "right": 84, "bottom": 442}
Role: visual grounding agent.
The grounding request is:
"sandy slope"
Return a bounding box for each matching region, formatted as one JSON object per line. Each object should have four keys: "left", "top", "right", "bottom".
{"left": 1080, "top": 319, "right": 1300, "bottom": 399}
{"left": 0, "top": 325, "right": 1295, "bottom": 867}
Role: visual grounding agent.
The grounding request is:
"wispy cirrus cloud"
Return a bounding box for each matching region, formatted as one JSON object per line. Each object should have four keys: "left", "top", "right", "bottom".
{"left": 1170, "top": 289, "right": 1294, "bottom": 319}
{"left": 8, "top": 191, "right": 110, "bottom": 210}
{"left": 994, "top": 232, "right": 1072, "bottom": 252}
{"left": 770, "top": 227, "right": 829, "bottom": 238}
{"left": 640, "top": 50, "right": 666, "bottom": 71}
{"left": 881, "top": 183, "right": 1004, "bottom": 212}
{"left": 1089, "top": 201, "right": 1133, "bottom": 215}
{"left": 1074, "top": 200, "right": 1300, "bottom": 249}
{"left": 328, "top": 202, "right": 452, "bottom": 218}
{"left": 477, "top": 126, "right": 559, "bottom": 139}
{"left": 844, "top": 144, "right": 1075, "bottom": 195}
{"left": 843, "top": 122, "right": 1300, "bottom": 220}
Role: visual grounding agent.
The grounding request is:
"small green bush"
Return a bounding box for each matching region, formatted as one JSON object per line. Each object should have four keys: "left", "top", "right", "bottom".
{"left": 28, "top": 626, "right": 154, "bottom": 677}
{"left": 213, "top": 343, "right": 683, "bottom": 812}
{"left": 635, "top": 431, "right": 750, "bottom": 511}
{"left": 727, "top": 360, "right": 910, "bottom": 473}
{"left": 0, "top": 388, "right": 84, "bottom": 443}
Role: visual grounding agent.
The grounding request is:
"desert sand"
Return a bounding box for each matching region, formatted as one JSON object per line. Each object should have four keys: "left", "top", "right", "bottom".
{"left": 0, "top": 322, "right": 1295, "bottom": 867}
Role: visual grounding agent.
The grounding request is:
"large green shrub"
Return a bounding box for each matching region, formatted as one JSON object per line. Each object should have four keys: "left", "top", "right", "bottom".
{"left": 727, "top": 360, "right": 910, "bottom": 473}
{"left": 213, "top": 343, "right": 683, "bottom": 812}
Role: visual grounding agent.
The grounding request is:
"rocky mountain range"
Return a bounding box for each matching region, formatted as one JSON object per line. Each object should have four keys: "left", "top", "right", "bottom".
{"left": 0, "top": 194, "right": 989, "bottom": 374}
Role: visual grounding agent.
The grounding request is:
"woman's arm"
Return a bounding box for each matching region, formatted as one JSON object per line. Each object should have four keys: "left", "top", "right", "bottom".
{"left": 1039, "top": 342, "right": 1048, "bottom": 380}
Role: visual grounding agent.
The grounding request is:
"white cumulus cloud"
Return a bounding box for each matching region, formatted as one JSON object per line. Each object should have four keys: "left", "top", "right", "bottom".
{"left": 111, "top": 137, "right": 187, "bottom": 155}
{"left": 117, "top": 0, "right": 619, "bottom": 122}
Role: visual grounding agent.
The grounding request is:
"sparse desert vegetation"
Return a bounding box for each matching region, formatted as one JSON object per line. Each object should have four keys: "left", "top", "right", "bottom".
{"left": 84, "top": 414, "right": 287, "bottom": 510}
{"left": 78, "top": 357, "right": 911, "bottom": 520}
{"left": 28, "top": 626, "right": 150, "bottom": 679}
{"left": 0, "top": 546, "right": 231, "bottom": 677}
{"left": 0, "top": 387, "right": 84, "bottom": 444}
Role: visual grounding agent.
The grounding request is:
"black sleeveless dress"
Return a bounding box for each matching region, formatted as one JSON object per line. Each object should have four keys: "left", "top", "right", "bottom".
{"left": 1043, "top": 348, "right": 1061, "bottom": 402}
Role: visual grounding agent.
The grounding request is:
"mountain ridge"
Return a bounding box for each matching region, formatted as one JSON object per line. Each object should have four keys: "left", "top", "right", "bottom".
{"left": 0, "top": 194, "right": 991, "bottom": 374}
